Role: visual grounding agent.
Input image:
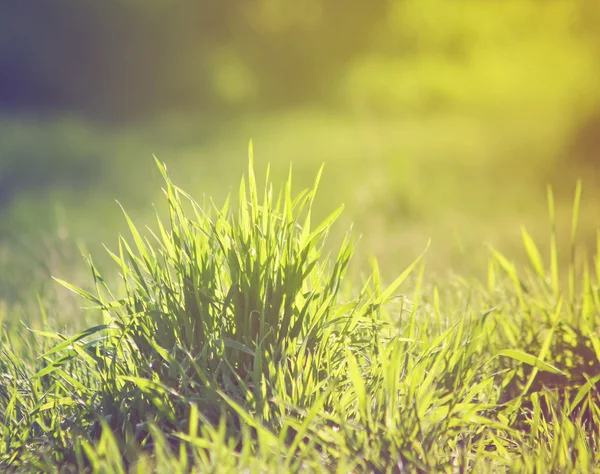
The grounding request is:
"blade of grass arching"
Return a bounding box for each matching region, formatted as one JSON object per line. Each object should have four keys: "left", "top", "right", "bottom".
{"left": 569, "top": 180, "right": 582, "bottom": 305}
{"left": 214, "top": 193, "right": 231, "bottom": 221}
{"left": 173, "top": 184, "right": 205, "bottom": 214}
{"left": 312, "top": 163, "right": 324, "bottom": 193}
{"left": 171, "top": 431, "right": 212, "bottom": 451}
{"left": 496, "top": 350, "right": 565, "bottom": 376}
{"left": 222, "top": 337, "right": 255, "bottom": 357}
{"left": 23, "top": 326, "right": 63, "bottom": 341}
{"left": 153, "top": 155, "right": 169, "bottom": 181}
{"left": 118, "top": 203, "right": 152, "bottom": 265}
{"left": 327, "top": 232, "right": 354, "bottom": 290}
{"left": 36, "top": 324, "right": 112, "bottom": 360}
{"left": 548, "top": 186, "right": 559, "bottom": 297}
{"left": 86, "top": 256, "right": 117, "bottom": 322}
{"left": 291, "top": 189, "right": 311, "bottom": 217}
{"left": 102, "top": 243, "right": 128, "bottom": 277}
{"left": 378, "top": 240, "right": 430, "bottom": 304}
{"left": 48, "top": 366, "right": 91, "bottom": 396}
{"left": 32, "top": 395, "right": 78, "bottom": 415}
{"left": 33, "top": 351, "right": 78, "bottom": 380}
{"left": 521, "top": 226, "right": 546, "bottom": 281}
{"left": 568, "top": 373, "right": 600, "bottom": 416}
{"left": 64, "top": 346, "right": 103, "bottom": 384}
{"left": 489, "top": 247, "right": 527, "bottom": 310}
{"left": 52, "top": 278, "right": 103, "bottom": 306}
{"left": 306, "top": 205, "right": 345, "bottom": 245}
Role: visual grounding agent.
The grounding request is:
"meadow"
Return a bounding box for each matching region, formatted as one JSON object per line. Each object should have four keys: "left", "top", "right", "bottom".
{"left": 2, "top": 3, "right": 600, "bottom": 470}
{"left": 1, "top": 108, "right": 600, "bottom": 472}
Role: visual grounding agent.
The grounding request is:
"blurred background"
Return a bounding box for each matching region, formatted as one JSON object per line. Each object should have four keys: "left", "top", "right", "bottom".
{"left": 2, "top": 0, "right": 600, "bottom": 307}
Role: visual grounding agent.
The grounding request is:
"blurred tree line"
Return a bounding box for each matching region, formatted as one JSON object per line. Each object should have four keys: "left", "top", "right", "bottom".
{"left": 0, "top": 0, "right": 388, "bottom": 120}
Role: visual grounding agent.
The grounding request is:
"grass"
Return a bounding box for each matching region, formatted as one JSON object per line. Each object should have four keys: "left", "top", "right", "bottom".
{"left": 1, "top": 147, "right": 600, "bottom": 472}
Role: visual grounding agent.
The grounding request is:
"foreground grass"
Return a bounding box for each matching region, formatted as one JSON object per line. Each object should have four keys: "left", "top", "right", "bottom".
{"left": 1, "top": 152, "right": 600, "bottom": 473}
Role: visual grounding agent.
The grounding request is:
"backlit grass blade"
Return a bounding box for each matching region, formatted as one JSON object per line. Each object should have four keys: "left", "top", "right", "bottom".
{"left": 378, "top": 239, "right": 430, "bottom": 304}
{"left": 306, "top": 205, "right": 344, "bottom": 244}
{"left": 496, "top": 350, "right": 566, "bottom": 376}
{"left": 37, "top": 324, "right": 111, "bottom": 360}
{"left": 52, "top": 278, "right": 103, "bottom": 306}
{"left": 489, "top": 247, "right": 527, "bottom": 309}
{"left": 521, "top": 226, "right": 545, "bottom": 280}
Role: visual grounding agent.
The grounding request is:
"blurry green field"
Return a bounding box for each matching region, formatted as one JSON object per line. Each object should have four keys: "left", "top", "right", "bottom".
{"left": 2, "top": 109, "right": 599, "bottom": 298}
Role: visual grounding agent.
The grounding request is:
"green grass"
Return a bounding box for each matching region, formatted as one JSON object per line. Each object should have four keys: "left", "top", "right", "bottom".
{"left": 1, "top": 150, "right": 600, "bottom": 472}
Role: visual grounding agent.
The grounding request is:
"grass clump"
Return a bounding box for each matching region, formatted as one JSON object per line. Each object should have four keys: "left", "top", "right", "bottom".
{"left": 47, "top": 152, "right": 356, "bottom": 455}
{"left": 1, "top": 148, "right": 600, "bottom": 472}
